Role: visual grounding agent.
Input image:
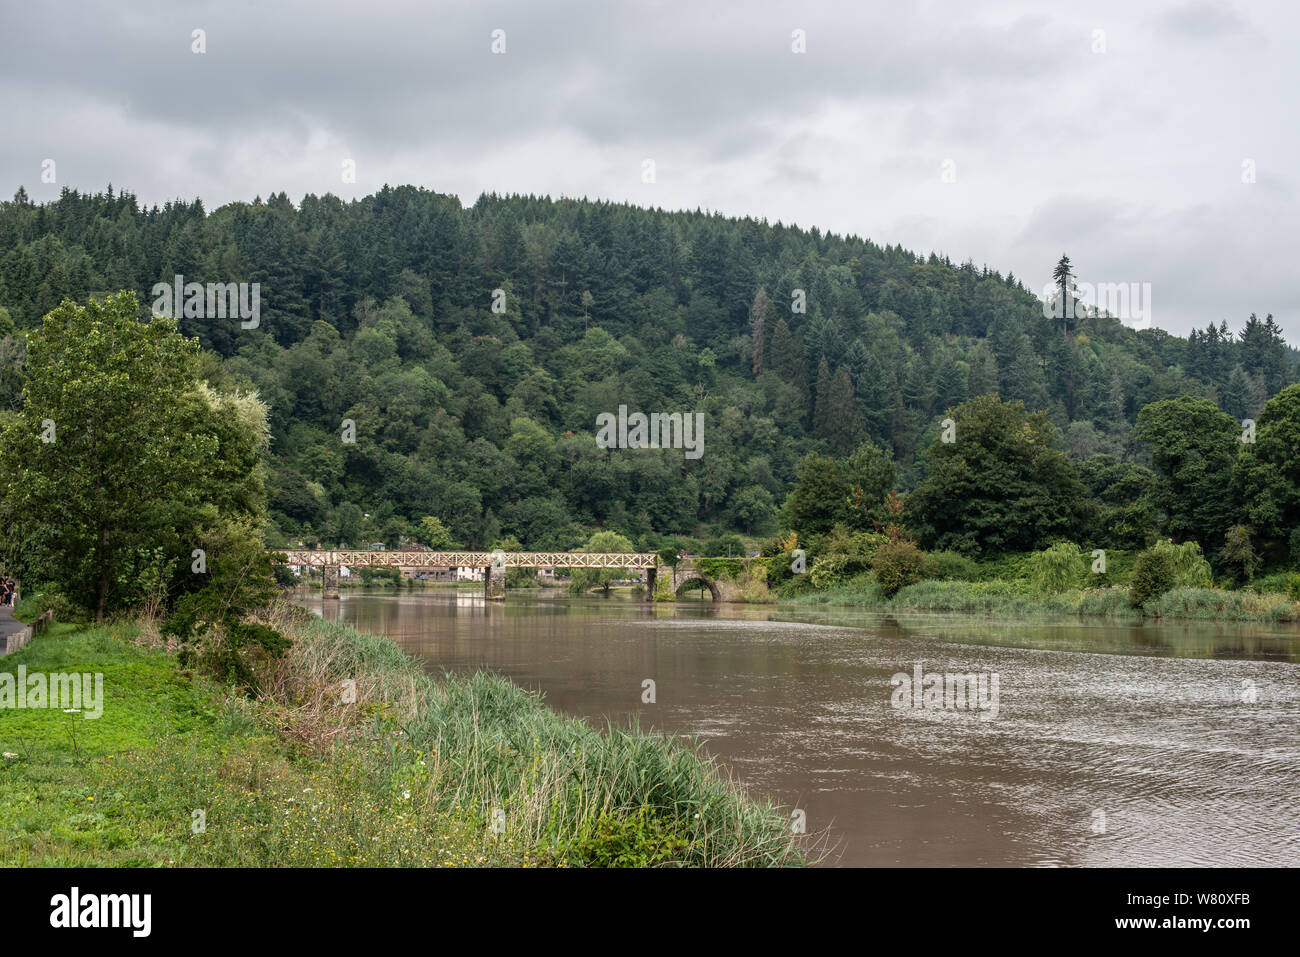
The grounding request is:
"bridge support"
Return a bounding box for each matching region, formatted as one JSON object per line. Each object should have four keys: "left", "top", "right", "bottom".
{"left": 646, "top": 566, "right": 657, "bottom": 600}
{"left": 322, "top": 564, "right": 340, "bottom": 600}
{"left": 669, "top": 561, "right": 719, "bottom": 601}
{"left": 484, "top": 564, "right": 505, "bottom": 601}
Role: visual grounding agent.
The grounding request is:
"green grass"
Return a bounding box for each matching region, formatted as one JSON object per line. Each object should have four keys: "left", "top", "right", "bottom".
{"left": 783, "top": 547, "right": 1300, "bottom": 623}
{"left": 1143, "top": 587, "right": 1298, "bottom": 622}
{"left": 0, "top": 623, "right": 530, "bottom": 866}
{"left": 1, "top": 615, "right": 802, "bottom": 867}
{"left": 288, "top": 618, "right": 803, "bottom": 867}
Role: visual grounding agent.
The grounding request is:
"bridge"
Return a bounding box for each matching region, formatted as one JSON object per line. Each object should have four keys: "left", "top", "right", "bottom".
{"left": 274, "top": 549, "right": 719, "bottom": 600}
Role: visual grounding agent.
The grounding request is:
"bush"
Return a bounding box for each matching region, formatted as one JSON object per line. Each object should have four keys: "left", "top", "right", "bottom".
{"left": 808, "top": 554, "right": 852, "bottom": 590}
{"left": 12, "top": 590, "right": 90, "bottom": 625}
{"left": 872, "top": 540, "right": 927, "bottom": 598}
{"left": 560, "top": 807, "right": 691, "bottom": 867}
{"left": 1162, "top": 539, "right": 1214, "bottom": 588}
{"left": 1076, "top": 585, "right": 1141, "bottom": 618}
{"left": 1129, "top": 547, "right": 1176, "bottom": 608}
{"left": 926, "top": 550, "right": 980, "bottom": 581}
{"left": 1218, "top": 525, "right": 1260, "bottom": 585}
{"left": 1028, "top": 542, "right": 1084, "bottom": 594}
{"left": 1145, "top": 587, "right": 1297, "bottom": 622}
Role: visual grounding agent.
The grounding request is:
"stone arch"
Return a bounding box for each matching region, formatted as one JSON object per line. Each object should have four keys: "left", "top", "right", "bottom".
{"left": 673, "top": 574, "right": 720, "bottom": 601}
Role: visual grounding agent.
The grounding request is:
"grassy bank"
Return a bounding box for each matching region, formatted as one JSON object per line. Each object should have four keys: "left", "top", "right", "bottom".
{"left": 784, "top": 574, "right": 1300, "bottom": 623}
{"left": 0, "top": 611, "right": 800, "bottom": 867}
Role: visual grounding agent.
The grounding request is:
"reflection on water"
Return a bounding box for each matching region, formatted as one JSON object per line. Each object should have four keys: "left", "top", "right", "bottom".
{"left": 302, "top": 590, "right": 1300, "bottom": 867}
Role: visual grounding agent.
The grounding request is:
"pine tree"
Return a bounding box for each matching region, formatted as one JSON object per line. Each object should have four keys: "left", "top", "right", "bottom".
{"left": 821, "top": 368, "right": 862, "bottom": 456}
{"left": 769, "top": 318, "right": 798, "bottom": 382}
{"left": 1052, "top": 254, "right": 1075, "bottom": 338}
{"left": 749, "top": 287, "right": 769, "bottom": 377}
{"left": 814, "top": 356, "right": 832, "bottom": 437}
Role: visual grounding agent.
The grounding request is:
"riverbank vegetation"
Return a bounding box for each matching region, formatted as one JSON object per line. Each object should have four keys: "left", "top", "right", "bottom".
{"left": 748, "top": 384, "right": 1300, "bottom": 622}
{"left": 0, "top": 608, "right": 802, "bottom": 867}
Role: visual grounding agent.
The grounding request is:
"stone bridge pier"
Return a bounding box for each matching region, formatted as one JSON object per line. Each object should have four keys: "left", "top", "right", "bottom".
{"left": 484, "top": 562, "right": 505, "bottom": 600}
{"left": 323, "top": 564, "right": 340, "bottom": 599}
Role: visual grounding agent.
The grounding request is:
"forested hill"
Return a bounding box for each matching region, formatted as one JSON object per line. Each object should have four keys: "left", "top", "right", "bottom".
{"left": 0, "top": 185, "right": 1292, "bottom": 550}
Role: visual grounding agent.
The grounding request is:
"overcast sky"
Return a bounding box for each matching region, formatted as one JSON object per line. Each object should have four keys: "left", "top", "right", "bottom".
{"left": 2, "top": 0, "right": 1295, "bottom": 341}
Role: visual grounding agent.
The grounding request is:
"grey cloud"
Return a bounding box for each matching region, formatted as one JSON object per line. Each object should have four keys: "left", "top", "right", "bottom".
{"left": 1, "top": 0, "right": 1296, "bottom": 339}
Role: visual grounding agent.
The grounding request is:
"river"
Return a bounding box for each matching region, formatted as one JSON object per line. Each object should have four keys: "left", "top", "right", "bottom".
{"left": 301, "top": 590, "right": 1300, "bottom": 867}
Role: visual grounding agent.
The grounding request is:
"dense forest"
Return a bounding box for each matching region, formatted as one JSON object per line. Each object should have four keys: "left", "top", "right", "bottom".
{"left": 0, "top": 185, "right": 1294, "bottom": 557}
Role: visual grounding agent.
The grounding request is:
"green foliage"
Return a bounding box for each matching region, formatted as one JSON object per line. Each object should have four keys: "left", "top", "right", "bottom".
{"left": 1162, "top": 539, "right": 1215, "bottom": 587}
{"left": 11, "top": 590, "right": 89, "bottom": 625}
{"left": 783, "top": 441, "right": 895, "bottom": 538}
{"left": 871, "top": 540, "right": 927, "bottom": 597}
{"left": 561, "top": 807, "right": 691, "bottom": 867}
{"left": 1127, "top": 539, "right": 1212, "bottom": 608}
{"left": 0, "top": 191, "right": 1294, "bottom": 561}
{"left": 416, "top": 516, "right": 457, "bottom": 549}
{"left": 905, "top": 395, "right": 1088, "bottom": 555}
{"left": 0, "top": 293, "right": 272, "bottom": 620}
{"left": 701, "top": 533, "right": 746, "bottom": 557}
{"left": 1144, "top": 587, "right": 1296, "bottom": 622}
{"left": 927, "top": 550, "right": 980, "bottom": 581}
{"left": 161, "top": 518, "right": 286, "bottom": 692}
{"left": 1217, "top": 524, "right": 1260, "bottom": 585}
{"left": 0, "top": 294, "right": 206, "bottom": 616}
{"left": 1133, "top": 397, "right": 1240, "bottom": 556}
{"left": 1028, "top": 542, "right": 1085, "bottom": 594}
{"left": 783, "top": 454, "right": 848, "bottom": 538}
{"left": 1233, "top": 384, "right": 1300, "bottom": 557}
{"left": 568, "top": 530, "right": 635, "bottom": 595}
{"left": 808, "top": 554, "right": 852, "bottom": 590}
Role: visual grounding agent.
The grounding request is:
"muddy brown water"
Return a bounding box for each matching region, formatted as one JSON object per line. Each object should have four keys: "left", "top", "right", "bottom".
{"left": 301, "top": 591, "right": 1300, "bottom": 867}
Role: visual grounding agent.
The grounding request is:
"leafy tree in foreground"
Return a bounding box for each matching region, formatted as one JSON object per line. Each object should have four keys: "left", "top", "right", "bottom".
{"left": 0, "top": 292, "right": 273, "bottom": 621}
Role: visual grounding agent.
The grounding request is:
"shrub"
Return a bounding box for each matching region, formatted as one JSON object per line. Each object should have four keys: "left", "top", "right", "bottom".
{"left": 1145, "top": 587, "right": 1296, "bottom": 622}
{"left": 1217, "top": 525, "right": 1260, "bottom": 585}
{"left": 808, "top": 554, "right": 852, "bottom": 590}
{"left": 1129, "top": 546, "right": 1176, "bottom": 608}
{"left": 1028, "top": 542, "right": 1084, "bottom": 594}
{"left": 12, "top": 590, "right": 90, "bottom": 625}
{"left": 926, "top": 550, "right": 980, "bottom": 581}
{"left": 872, "top": 540, "right": 927, "bottom": 597}
{"left": 560, "top": 807, "right": 691, "bottom": 867}
{"left": 1162, "top": 539, "right": 1214, "bottom": 588}
{"left": 1076, "top": 585, "right": 1141, "bottom": 618}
